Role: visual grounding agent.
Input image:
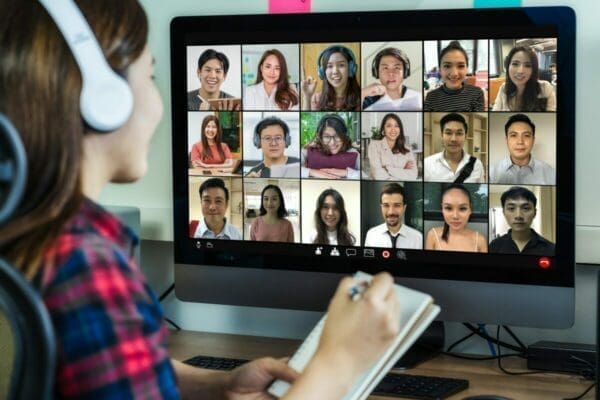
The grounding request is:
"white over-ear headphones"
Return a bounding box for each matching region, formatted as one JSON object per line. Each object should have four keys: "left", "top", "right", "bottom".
{"left": 38, "top": 0, "right": 134, "bottom": 132}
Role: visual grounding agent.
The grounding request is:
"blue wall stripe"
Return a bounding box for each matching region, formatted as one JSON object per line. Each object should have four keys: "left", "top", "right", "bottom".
{"left": 474, "top": 0, "right": 521, "bottom": 7}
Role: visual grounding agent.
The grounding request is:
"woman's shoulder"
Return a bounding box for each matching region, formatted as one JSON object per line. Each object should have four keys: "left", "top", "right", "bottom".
{"left": 538, "top": 79, "right": 554, "bottom": 93}
{"left": 465, "top": 84, "right": 484, "bottom": 94}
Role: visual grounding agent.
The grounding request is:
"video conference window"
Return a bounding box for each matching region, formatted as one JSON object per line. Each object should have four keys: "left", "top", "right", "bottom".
{"left": 184, "top": 34, "right": 558, "bottom": 262}
{"left": 489, "top": 38, "right": 557, "bottom": 112}
{"left": 361, "top": 112, "right": 422, "bottom": 181}
{"left": 361, "top": 41, "right": 423, "bottom": 111}
{"left": 242, "top": 44, "right": 300, "bottom": 111}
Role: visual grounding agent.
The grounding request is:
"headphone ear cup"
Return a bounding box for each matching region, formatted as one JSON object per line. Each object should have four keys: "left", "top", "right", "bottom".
{"left": 372, "top": 57, "right": 379, "bottom": 79}
{"left": 285, "top": 132, "right": 291, "bottom": 147}
{"left": 348, "top": 60, "right": 357, "bottom": 78}
{"left": 253, "top": 124, "right": 261, "bottom": 148}
{"left": 317, "top": 65, "right": 325, "bottom": 80}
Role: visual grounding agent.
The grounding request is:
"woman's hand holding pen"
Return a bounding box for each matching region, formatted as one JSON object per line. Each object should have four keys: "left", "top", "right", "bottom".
{"left": 315, "top": 272, "right": 400, "bottom": 382}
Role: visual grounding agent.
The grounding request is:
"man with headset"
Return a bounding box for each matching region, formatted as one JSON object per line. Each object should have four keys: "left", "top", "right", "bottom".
{"left": 246, "top": 116, "right": 300, "bottom": 178}
{"left": 361, "top": 47, "right": 422, "bottom": 111}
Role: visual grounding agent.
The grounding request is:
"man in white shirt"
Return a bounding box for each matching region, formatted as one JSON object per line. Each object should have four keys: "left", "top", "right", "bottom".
{"left": 424, "top": 112, "right": 485, "bottom": 183}
{"left": 489, "top": 113, "right": 555, "bottom": 185}
{"left": 364, "top": 183, "right": 423, "bottom": 249}
{"left": 190, "top": 177, "right": 242, "bottom": 240}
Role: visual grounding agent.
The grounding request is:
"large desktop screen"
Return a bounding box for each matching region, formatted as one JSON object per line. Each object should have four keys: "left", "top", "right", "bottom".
{"left": 171, "top": 7, "right": 575, "bottom": 328}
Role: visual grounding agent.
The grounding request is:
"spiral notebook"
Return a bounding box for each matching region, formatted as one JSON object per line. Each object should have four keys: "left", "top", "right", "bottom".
{"left": 268, "top": 271, "right": 441, "bottom": 400}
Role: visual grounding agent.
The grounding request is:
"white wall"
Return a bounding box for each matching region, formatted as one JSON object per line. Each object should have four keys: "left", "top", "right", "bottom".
{"left": 99, "top": 0, "right": 600, "bottom": 350}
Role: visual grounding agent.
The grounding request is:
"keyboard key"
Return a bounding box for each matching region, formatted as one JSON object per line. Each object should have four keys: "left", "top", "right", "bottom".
{"left": 372, "top": 373, "right": 469, "bottom": 399}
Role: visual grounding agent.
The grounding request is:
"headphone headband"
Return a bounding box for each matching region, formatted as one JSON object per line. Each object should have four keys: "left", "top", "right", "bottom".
{"left": 38, "top": 0, "right": 133, "bottom": 132}
{"left": 317, "top": 45, "right": 357, "bottom": 80}
{"left": 371, "top": 47, "right": 411, "bottom": 79}
{"left": 253, "top": 117, "right": 291, "bottom": 148}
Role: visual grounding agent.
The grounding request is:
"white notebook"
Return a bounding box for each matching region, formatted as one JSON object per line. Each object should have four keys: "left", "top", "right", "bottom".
{"left": 268, "top": 271, "right": 441, "bottom": 400}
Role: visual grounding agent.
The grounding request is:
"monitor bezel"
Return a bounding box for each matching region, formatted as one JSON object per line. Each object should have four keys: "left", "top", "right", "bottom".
{"left": 171, "top": 7, "right": 575, "bottom": 289}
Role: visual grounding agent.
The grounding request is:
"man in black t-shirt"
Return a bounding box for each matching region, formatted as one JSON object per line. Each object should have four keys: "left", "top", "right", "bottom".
{"left": 489, "top": 186, "right": 555, "bottom": 255}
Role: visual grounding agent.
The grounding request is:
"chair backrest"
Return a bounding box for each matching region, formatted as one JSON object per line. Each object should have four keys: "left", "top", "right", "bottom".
{"left": 0, "top": 258, "right": 56, "bottom": 400}
{"left": 1, "top": 113, "right": 56, "bottom": 399}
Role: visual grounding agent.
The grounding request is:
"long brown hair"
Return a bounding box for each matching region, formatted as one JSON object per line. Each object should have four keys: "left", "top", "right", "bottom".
{"left": 200, "top": 114, "right": 225, "bottom": 162}
{"left": 380, "top": 113, "right": 409, "bottom": 155}
{"left": 255, "top": 49, "right": 299, "bottom": 110}
{"left": 313, "top": 188, "right": 355, "bottom": 246}
{"left": 316, "top": 46, "right": 360, "bottom": 111}
{"left": 0, "top": 0, "right": 148, "bottom": 279}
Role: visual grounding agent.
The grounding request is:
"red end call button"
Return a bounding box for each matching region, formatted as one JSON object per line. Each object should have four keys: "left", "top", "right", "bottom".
{"left": 538, "top": 257, "right": 551, "bottom": 269}
{"left": 382, "top": 250, "right": 391, "bottom": 259}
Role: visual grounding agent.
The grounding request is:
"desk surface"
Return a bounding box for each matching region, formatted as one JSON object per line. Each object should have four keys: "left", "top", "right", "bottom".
{"left": 168, "top": 330, "right": 593, "bottom": 399}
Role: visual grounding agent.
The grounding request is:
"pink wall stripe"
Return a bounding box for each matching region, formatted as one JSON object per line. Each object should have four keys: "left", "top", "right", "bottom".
{"left": 269, "top": 0, "right": 311, "bottom": 13}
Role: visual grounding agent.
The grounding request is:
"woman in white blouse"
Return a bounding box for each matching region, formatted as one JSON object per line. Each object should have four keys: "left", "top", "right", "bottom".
{"left": 367, "top": 113, "right": 418, "bottom": 181}
{"left": 492, "top": 46, "right": 556, "bottom": 112}
{"left": 244, "top": 49, "right": 299, "bottom": 110}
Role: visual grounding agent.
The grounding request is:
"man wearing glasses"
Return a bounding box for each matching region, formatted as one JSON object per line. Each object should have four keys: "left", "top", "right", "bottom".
{"left": 246, "top": 116, "right": 300, "bottom": 178}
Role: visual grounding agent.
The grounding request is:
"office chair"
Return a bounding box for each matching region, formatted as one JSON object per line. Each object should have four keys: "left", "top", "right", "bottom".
{"left": 0, "top": 113, "right": 56, "bottom": 400}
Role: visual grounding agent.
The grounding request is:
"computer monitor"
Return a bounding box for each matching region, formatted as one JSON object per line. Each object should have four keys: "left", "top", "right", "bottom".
{"left": 170, "top": 7, "right": 575, "bottom": 329}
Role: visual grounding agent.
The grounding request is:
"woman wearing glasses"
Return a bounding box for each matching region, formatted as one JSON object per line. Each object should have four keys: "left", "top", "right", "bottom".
{"left": 301, "top": 113, "right": 360, "bottom": 179}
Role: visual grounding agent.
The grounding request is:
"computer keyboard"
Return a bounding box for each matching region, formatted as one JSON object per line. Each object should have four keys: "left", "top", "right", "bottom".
{"left": 183, "top": 354, "right": 248, "bottom": 370}
{"left": 373, "top": 373, "right": 469, "bottom": 399}
{"left": 183, "top": 355, "right": 468, "bottom": 399}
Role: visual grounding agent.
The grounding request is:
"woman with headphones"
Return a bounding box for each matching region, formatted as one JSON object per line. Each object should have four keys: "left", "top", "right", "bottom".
{"left": 361, "top": 47, "right": 422, "bottom": 111}
{"left": 301, "top": 113, "right": 360, "bottom": 179}
{"left": 301, "top": 44, "right": 361, "bottom": 111}
{"left": 245, "top": 116, "right": 300, "bottom": 178}
{"left": 0, "top": 1, "right": 399, "bottom": 398}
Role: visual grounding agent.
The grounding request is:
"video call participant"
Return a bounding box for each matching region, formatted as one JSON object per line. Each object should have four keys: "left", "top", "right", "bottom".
{"left": 489, "top": 186, "right": 555, "bottom": 255}
{"left": 0, "top": 1, "right": 401, "bottom": 398}
{"left": 187, "top": 48, "right": 239, "bottom": 111}
{"left": 244, "top": 49, "right": 299, "bottom": 110}
{"left": 246, "top": 116, "right": 300, "bottom": 178}
{"left": 424, "top": 113, "right": 485, "bottom": 183}
{"left": 361, "top": 47, "right": 422, "bottom": 111}
{"left": 301, "top": 45, "right": 361, "bottom": 111}
{"left": 189, "top": 178, "right": 242, "bottom": 240}
{"left": 425, "top": 184, "right": 488, "bottom": 252}
{"left": 309, "top": 188, "right": 356, "bottom": 245}
{"left": 364, "top": 183, "right": 423, "bottom": 249}
{"left": 367, "top": 113, "right": 418, "bottom": 181}
{"left": 249, "top": 184, "right": 295, "bottom": 242}
{"left": 492, "top": 46, "right": 556, "bottom": 112}
{"left": 423, "top": 41, "right": 485, "bottom": 112}
{"left": 190, "top": 114, "right": 234, "bottom": 168}
{"left": 489, "top": 113, "right": 555, "bottom": 185}
{"left": 301, "top": 113, "right": 360, "bottom": 179}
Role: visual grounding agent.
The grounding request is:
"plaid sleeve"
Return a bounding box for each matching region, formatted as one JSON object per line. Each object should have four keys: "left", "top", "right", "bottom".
{"left": 43, "top": 236, "right": 180, "bottom": 399}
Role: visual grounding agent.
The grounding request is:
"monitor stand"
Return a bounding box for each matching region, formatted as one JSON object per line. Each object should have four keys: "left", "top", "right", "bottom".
{"left": 394, "top": 321, "right": 445, "bottom": 369}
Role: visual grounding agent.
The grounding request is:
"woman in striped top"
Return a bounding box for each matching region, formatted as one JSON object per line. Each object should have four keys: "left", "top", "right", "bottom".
{"left": 424, "top": 41, "right": 485, "bottom": 112}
